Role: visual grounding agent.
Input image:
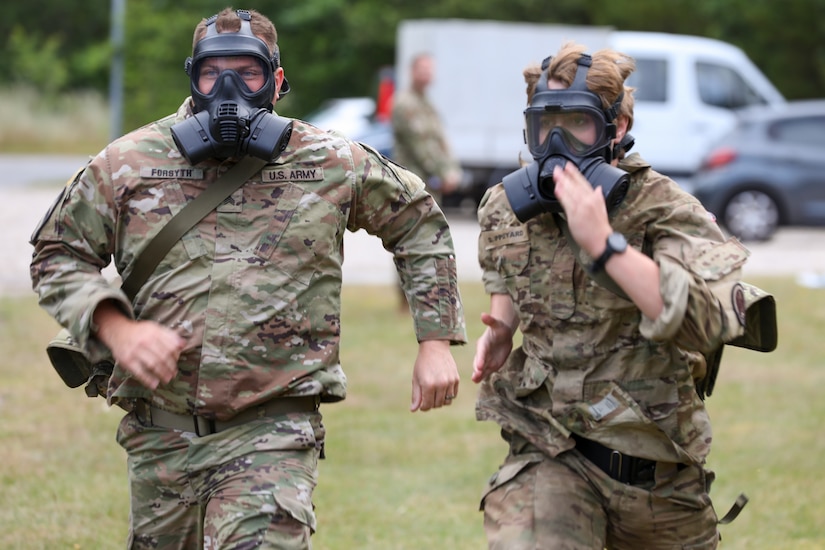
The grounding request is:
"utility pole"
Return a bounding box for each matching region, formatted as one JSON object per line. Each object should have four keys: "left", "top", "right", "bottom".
{"left": 109, "top": 0, "right": 125, "bottom": 140}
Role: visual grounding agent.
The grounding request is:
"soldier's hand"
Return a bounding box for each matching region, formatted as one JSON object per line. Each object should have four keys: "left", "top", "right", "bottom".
{"left": 411, "top": 340, "right": 460, "bottom": 412}
{"left": 553, "top": 162, "right": 612, "bottom": 257}
{"left": 441, "top": 172, "right": 462, "bottom": 195}
{"left": 471, "top": 312, "right": 514, "bottom": 383}
{"left": 109, "top": 321, "right": 186, "bottom": 389}
{"left": 94, "top": 302, "right": 186, "bottom": 390}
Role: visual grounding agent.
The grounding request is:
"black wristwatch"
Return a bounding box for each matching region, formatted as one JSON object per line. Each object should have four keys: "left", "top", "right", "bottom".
{"left": 589, "top": 232, "right": 628, "bottom": 274}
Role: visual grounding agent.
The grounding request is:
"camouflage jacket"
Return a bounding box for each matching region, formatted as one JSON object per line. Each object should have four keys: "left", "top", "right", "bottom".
{"left": 391, "top": 89, "right": 462, "bottom": 195}
{"left": 31, "top": 98, "right": 467, "bottom": 419}
{"left": 476, "top": 153, "right": 750, "bottom": 465}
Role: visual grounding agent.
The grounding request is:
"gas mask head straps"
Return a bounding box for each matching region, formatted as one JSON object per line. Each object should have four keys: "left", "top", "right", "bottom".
{"left": 185, "top": 8, "right": 289, "bottom": 114}
{"left": 504, "top": 53, "right": 631, "bottom": 221}
{"left": 171, "top": 10, "right": 294, "bottom": 165}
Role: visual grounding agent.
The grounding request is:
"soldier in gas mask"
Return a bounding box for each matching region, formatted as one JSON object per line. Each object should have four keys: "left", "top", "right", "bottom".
{"left": 30, "top": 7, "right": 466, "bottom": 549}
{"left": 471, "top": 42, "right": 775, "bottom": 549}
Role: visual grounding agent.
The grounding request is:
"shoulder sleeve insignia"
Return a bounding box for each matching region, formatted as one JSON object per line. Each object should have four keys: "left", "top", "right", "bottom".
{"left": 731, "top": 282, "right": 747, "bottom": 327}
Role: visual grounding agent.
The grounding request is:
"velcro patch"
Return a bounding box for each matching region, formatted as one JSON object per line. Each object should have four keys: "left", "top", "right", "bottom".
{"left": 482, "top": 225, "right": 529, "bottom": 249}
{"left": 262, "top": 167, "right": 324, "bottom": 182}
{"left": 140, "top": 167, "right": 204, "bottom": 179}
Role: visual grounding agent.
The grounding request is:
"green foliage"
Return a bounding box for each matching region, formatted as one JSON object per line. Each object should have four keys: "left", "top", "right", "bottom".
{"left": 7, "top": 25, "right": 69, "bottom": 97}
{"left": 1, "top": 0, "right": 824, "bottom": 132}
{"left": 69, "top": 40, "right": 115, "bottom": 92}
{"left": 0, "top": 0, "right": 111, "bottom": 91}
{"left": 120, "top": 3, "right": 199, "bottom": 132}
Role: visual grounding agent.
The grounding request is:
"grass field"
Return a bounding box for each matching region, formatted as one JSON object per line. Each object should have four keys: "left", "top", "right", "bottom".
{"left": 1, "top": 277, "right": 823, "bottom": 549}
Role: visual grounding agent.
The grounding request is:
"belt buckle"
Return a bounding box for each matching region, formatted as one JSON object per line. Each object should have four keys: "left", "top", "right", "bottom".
{"left": 194, "top": 416, "right": 217, "bottom": 437}
{"left": 135, "top": 399, "right": 150, "bottom": 426}
{"left": 609, "top": 450, "right": 624, "bottom": 481}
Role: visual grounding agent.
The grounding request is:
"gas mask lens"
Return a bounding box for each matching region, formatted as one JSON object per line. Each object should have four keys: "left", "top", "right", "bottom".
{"left": 193, "top": 55, "right": 269, "bottom": 97}
{"left": 525, "top": 107, "right": 606, "bottom": 159}
{"left": 171, "top": 53, "right": 292, "bottom": 165}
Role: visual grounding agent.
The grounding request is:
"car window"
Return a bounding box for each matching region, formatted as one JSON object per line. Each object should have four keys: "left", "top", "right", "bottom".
{"left": 769, "top": 115, "right": 825, "bottom": 147}
{"left": 625, "top": 58, "right": 667, "bottom": 102}
{"left": 696, "top": 61, "right": 769, "bottom": 109}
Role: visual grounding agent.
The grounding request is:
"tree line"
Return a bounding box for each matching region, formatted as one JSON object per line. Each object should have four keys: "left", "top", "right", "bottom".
{"left": 3, "top": 0, "right": 823, "bottom": 132}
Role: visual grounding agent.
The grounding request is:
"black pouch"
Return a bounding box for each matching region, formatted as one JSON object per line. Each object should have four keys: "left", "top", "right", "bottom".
{"left": 46, "top": 328, "right": 112, "bottom": 395}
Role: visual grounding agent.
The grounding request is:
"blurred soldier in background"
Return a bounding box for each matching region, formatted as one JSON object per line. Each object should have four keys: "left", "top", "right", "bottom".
{"left": 391, "top": 53, "right": 464, "bottom": 312}
{"left": 392, "top": 53, "right": 463, "bottom": 205}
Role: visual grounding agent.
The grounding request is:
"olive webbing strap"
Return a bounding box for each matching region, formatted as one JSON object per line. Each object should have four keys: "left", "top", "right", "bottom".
{"left": 120, "top": 156, "right": 268, "bottom": 300}
{"left": 718, "top": 493, "right": 749, "bottom": 525}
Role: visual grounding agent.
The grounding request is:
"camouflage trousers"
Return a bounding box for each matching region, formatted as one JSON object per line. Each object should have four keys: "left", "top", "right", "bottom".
{"left": 116, "top": 409, "right": 325, "bottom": 550}
{"left": 480, "top": 448, "right": 720, "bottom": 549}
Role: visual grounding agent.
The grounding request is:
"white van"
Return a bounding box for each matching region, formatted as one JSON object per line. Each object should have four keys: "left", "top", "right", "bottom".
{"left": 309, "top": 21, "right": 786, "bottom": 205}
{"left": 391, "top": 20, "right": 786, "bottom": 202}
{"left": 609, "top": 31, "right": 786, "bottom": 182}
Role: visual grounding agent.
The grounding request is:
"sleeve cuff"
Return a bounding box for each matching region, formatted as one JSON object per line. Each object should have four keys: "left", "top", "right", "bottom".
{"left": 639, "top": 257, "right": 690, "bottom": 341}
{"left": 78, "top": 289, "right": 135, "bottom": 362}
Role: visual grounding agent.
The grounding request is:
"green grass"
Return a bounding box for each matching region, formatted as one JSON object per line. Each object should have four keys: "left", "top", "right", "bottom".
{"left": 1, "top": 277, "right": 823, "bottom": 549}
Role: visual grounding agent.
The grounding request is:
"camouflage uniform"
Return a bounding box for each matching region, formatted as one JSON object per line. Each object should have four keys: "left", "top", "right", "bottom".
{"left": 475, "top": 153, "right": 749, "bottom": 549}
{"left": 31, "top": 98, "right": 466, "bottom": 549}
{"left": 391, "top": 88, "right": 462, "bottom": 204}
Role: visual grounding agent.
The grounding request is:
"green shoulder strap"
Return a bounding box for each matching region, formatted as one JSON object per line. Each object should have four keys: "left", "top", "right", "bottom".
{"left": 121, "top": 156, "right": 267, "bottom": 300}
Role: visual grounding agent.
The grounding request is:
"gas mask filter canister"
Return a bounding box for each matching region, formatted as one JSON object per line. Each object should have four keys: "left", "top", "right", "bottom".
{"left": 171, "top": 10, "right": 293, "bottom": 165}
{"left": 503, "top": 54, "right": 630, "bottom": 222}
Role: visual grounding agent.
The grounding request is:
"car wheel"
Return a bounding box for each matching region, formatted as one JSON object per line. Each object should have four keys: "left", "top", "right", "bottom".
{"left": 721, "top": 189, "right": 779, "bottom": 241}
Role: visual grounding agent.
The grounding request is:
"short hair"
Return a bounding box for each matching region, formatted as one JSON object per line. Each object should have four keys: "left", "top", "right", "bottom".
{"left": 192, "top": 8, "right": 279, "bottom": 57}
{"left": 524, "top": 41, "right": 636, "bottom": 131}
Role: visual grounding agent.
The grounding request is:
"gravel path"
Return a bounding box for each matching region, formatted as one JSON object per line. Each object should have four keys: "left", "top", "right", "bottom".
{"left": 2, "top": 186, "right": 483, "bottom": 297}
{"left": 5, "top": 184, "right": 824, "bottom": 299}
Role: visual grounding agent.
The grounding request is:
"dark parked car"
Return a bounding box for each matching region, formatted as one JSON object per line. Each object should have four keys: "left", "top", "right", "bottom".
{"left": 304, "top": 97, "right": 393, "bottom": 157}
{"left": 690, "top": 100, "right": 825, "bottom": 241}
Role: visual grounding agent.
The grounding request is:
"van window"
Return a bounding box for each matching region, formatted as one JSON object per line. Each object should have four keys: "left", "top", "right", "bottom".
{"left": 696, "top": 61, "right": 770, "bottom": 110}
{"left": 626, "top": 58, "right": 667, "bottom": 102}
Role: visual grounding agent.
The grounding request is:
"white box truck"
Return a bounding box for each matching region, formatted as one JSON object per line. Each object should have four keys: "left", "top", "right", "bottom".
{"left": 395, "top": 19, "right": 786, "bottom": 205}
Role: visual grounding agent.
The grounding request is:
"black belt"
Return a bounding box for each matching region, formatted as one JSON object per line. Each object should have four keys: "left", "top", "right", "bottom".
{"left": 139, "top": 395, "right": 320, "bottom": 436}
{"left": 572, "top": 434, "right": 658, "bottom": 486}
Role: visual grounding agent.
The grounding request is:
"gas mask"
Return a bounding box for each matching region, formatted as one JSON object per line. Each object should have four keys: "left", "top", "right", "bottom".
{"left": 504, "top": 54, "right": 631, "bottom": 222}
{"left": 171, "top": 9, "right": 293, "bottom": 165}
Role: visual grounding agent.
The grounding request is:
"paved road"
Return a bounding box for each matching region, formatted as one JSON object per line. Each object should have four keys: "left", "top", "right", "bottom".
{"left": 0, "top": 153, "right": 92, "bottom": 189}
{"left": 3, "top": 154, "right": 824, "bottom": 297}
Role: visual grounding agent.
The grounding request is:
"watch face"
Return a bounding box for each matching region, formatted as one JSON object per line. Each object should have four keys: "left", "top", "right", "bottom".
{"left": 607, "top": 232, "right": 628, "bottom": 253}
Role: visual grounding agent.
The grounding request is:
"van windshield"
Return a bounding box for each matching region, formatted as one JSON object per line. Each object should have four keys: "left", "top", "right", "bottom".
{"left": 697, "top": 61, "right": 770, "bottom": 109}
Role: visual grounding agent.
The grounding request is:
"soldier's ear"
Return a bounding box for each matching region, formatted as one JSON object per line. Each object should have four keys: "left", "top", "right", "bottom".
{"left": 273, "top": 67, "right": 288, "bottom": 103}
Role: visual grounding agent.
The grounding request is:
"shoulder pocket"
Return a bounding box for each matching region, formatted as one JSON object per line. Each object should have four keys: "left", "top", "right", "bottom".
{"left": 30, "top": 164, "right": 87, "bottom": 243}
{"left": 688, "top": 238, "right": 749, "bottom": 281}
